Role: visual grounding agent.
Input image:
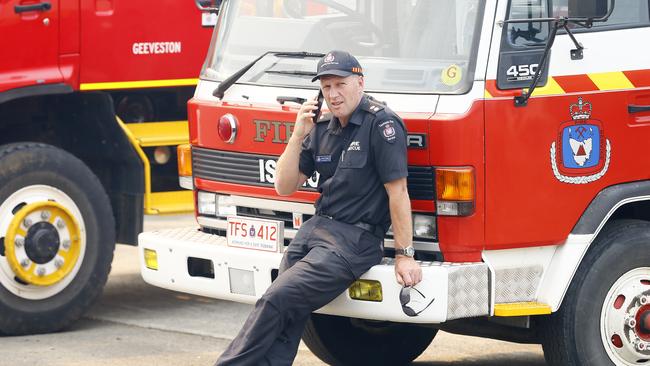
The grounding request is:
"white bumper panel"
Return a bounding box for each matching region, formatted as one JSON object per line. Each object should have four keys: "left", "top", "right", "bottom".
{"left": 139, "top": 227, "right": 489, "bottom": 324}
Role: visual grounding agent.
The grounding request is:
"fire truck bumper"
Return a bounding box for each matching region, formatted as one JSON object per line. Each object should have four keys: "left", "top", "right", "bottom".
{"left": 139, "top": 227, "right": 490, "bottom": 324}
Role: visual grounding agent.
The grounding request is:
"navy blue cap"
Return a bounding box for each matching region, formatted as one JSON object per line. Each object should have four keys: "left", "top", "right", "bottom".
{"left": 312, "top": 50, "right": 363, "bottom": 82}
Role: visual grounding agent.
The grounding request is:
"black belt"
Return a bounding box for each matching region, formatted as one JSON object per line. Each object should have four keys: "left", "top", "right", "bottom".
{"left": 317, "top": 213, "right": 384, "bottom": 238}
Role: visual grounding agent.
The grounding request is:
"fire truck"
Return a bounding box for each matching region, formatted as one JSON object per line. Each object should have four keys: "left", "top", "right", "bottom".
{"left": 0, "top": 0, "right": 212, "bottom": 334}
{"left": 139, "top": 0, "right": 650, "bottom": 364}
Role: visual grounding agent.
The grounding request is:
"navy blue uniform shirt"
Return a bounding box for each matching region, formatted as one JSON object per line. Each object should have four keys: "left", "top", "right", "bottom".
{"left": 299, "top": 94, "right": 408, "bottom": 233}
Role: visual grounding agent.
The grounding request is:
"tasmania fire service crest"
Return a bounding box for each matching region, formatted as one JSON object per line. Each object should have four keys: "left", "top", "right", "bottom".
{"left": 550, "top": 97, "right": 611, "bottom": 184}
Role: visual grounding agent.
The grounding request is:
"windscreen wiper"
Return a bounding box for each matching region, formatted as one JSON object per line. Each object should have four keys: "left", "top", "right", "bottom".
{"left": 213, "top": 51, "right": 325, "bottom": 99}
{"left": 264, "top": 70, "right": 317, "bottom": 77}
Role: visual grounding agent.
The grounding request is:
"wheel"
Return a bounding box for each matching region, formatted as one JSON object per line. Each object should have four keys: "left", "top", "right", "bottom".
{"left": 302, "top": 314, "right": 437, "bottom": 365}
{"left": 0, "top": 143, "right": 115, "bottom": 335}
{"left": 541, "top": 219, "right": 650, "bottom": 365}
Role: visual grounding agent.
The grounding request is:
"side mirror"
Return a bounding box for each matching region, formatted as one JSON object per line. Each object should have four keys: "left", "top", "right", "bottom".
{"left": 568, "top": 0, "right": 611, "bottom": 20}
{"left": 195, "top": 0, "right": 221, "bottom": 13}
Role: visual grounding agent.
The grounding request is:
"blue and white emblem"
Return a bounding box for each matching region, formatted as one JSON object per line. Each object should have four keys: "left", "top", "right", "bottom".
{"left": 550, "top": 97, "right": 611, "bottom": 184}
{"left": 561, "top": 124, "right": 600, "bottom": 168}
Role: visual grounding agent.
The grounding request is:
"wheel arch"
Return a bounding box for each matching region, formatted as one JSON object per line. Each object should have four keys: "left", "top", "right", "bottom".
{"left": 572, "top": 180, "right": 650, "bottom": 236}
{"left": 0, "top": 92, "right": 144, "bottom": 244}
{"left": 538, "top": 180, "right": 650, "bottom": 313}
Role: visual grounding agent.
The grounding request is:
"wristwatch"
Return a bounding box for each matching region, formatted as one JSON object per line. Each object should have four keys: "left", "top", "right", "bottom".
{"left": 395, "top": 246, "right": 415, "bottom": 257}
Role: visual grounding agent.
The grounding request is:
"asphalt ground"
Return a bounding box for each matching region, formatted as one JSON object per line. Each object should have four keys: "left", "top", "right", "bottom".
{"left": 0, "top": 214, "right": 547, "bottom": 366}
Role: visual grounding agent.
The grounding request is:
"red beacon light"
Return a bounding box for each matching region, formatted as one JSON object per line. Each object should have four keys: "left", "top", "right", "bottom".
{"left": 218, "top": 114, "right": 238, "bottom": 143}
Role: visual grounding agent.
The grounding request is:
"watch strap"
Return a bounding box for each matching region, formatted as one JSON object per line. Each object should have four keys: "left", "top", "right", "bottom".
{"left": 395, "top": 246, "right": 415, "bottom": 257}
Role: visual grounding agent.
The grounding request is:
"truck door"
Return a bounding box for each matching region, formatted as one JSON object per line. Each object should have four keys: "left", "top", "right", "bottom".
{"left": 0, "top": 0, "right": 63, "bottom": 94}
{"left": 484, "top": 0, "right": 650, "bottom": 249}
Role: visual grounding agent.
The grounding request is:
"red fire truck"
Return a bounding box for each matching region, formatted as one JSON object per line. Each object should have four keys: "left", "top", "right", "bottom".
{"left": 0, "top": 0, "right": 211, "bottom": 334}
{"left": 140, "top": 0, "right": 650, "bottom": 364}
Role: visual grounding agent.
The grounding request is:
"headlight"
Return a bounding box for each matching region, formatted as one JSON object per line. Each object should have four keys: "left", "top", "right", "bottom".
{"left": 413, "top": 214, "right": 436, "bottom": 240}
{"left": 385, "top": 214, "right": 437, "bottom": 241}
{"left": 216, "top": 195, "right": 236, "bottom": 217}
{"left": 197, "top": 191, "right": 216, "bottom": 215}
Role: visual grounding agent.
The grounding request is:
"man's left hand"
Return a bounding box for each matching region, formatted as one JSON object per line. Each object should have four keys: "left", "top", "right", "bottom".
{"left": 395, "top": 256, "right": 422, "bottom": 287}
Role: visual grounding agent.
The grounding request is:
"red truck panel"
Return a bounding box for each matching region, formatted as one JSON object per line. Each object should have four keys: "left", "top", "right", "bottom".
{"left": 1, "top": 0, "right": 212, "bottom": 94}
{"left": 0, "top": 0, "right": 63, "bottom": 93}
{"left": 79, "top": 0, "right": 212, "bottom": 87}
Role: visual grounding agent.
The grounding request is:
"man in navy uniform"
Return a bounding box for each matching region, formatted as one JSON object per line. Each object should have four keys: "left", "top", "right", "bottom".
{"left": 216, "top": 50, "right": 422, "bottom": 366}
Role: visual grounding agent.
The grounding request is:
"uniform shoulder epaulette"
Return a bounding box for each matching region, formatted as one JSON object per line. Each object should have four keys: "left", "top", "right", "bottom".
{"left": 363, "top": 96, "right": 385, "bottom": 115}
{"left": 316, "top": 112, "right": 332, "bottom": 123}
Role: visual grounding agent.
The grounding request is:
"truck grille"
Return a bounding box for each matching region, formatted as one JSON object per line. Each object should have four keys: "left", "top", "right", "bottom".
{"left": 193, "top": 147, "right": 435, "bottom": 200}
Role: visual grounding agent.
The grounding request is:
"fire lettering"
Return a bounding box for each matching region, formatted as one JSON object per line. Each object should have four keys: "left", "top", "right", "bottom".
{"left": 253, "top": 120, "right": 295, "bottom": 144}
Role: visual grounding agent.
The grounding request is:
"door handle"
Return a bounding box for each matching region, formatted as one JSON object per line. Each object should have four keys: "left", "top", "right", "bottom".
{"left": 628, "top": 105, "right": 650, "bottom": 114}
{"left": 14, "top": 2, "right": 51, "bottom": 13}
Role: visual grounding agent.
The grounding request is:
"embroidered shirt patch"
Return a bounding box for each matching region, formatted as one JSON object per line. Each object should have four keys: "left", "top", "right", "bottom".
{"left": 379, "top": 120, "right": 397, "bottom": 143}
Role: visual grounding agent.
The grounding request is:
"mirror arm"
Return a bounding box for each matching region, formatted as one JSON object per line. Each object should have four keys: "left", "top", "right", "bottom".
{"left": 514, "top": 20, "right": 560, "bottom": 107}
{"left": 562, "top": 21, "right": 584, "bottom": 60}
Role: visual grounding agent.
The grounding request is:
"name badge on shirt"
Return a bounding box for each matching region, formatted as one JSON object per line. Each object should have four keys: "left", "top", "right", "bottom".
{"left": 316, "top": 155, "right": 332, "bottom": 163}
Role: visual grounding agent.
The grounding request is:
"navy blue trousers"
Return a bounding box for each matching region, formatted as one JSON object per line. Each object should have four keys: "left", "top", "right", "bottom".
{"left": 215, "top": 215, "right": 383, "bottom": 366}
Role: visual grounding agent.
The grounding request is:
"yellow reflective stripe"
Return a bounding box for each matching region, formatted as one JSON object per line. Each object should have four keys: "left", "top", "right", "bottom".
{"left": 588, "top": 72, "right": 635, "bottom": 91}
{"left": 80, "top": 78, "right": 199, "bottom": 91}
{"left": 530, "top": 76, "right": 565, "bottom": 96}
{"left": 494, "top": 302, "right": 552, "bottom": 316}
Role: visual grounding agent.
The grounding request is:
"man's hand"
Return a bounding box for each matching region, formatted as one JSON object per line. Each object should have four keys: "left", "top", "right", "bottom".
{"left": 395, "top": 256, "right": 422, "bottom": 287}
{"left": 292, "top": 99, "right": 318, "bottom": 141}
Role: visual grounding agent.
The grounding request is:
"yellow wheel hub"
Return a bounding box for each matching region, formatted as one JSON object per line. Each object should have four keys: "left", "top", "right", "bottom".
{"left": 5, "top": 201, "right": 81, "bottom": 286}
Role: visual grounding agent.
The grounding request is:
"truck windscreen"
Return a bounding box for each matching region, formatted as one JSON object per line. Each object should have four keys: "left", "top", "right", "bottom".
{"left": 201, "top": 0, "right": 485, "bottom": 95}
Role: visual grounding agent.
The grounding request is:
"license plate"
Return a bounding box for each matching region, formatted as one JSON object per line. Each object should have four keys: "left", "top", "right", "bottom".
{"left": 226, "top": 216, "right": 284, "bottom": 252}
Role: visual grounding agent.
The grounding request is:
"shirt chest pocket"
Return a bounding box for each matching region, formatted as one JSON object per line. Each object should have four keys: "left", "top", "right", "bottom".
{"left": 339, "top": 150, "right": 367, "bottom": 169}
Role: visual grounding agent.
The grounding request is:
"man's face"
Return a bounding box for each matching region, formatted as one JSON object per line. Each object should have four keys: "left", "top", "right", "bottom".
{"left": 319, "top": 75, "right": 364, "bottom": 120}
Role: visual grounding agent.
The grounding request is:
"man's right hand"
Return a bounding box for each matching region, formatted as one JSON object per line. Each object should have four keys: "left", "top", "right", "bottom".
{"left": 292, "top": 100, "right": 318, "bottom": 141}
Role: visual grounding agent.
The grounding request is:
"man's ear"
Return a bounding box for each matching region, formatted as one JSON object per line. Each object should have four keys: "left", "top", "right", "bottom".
{"left": 358, "top": 75, "right": 365, "bottom": 89}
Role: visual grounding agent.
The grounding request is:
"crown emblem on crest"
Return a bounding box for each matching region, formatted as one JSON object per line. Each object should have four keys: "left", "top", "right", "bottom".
{"left": 570, "top": 97, "right": 592, "bottom": 120}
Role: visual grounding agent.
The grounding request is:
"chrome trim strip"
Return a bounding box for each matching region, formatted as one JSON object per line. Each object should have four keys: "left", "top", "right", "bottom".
{"left": 229, "top": 195, "right": 316, "bottom": 215}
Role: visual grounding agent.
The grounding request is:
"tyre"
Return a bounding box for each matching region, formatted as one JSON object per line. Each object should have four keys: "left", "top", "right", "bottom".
{"left": 0, "top": 143, "right": 115, "bottom": 335}
{"left": 541, "top": 219, "right": 650, "bottom": 365}
{"left": 303, "top": 313, "right": 437, "bottom": 365}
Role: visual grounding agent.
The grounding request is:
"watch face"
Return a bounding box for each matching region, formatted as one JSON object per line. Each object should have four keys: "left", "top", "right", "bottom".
{"left": 398, "top": 246, "right": 415, "bottom": 257}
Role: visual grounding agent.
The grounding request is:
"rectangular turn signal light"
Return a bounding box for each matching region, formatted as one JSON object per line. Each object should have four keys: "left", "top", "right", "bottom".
{"left": 349, "top": 280, "right": 383, "bottom": 302}
{"left": 177, "top": 144, "right": 192, "bottom": 177}
{"left": 144, "top": 248, "right": 159, "bottom": 270}
{"left": 435, "top": 167, "right": 475, "bottom": 216}
{"left": 436, "top": 167, "right": 474, "bottom": 201}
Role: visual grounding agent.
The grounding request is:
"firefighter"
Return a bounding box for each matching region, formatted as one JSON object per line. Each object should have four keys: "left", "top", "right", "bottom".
{"left": 215, "top": 50, "right": 422, "bottom": 366}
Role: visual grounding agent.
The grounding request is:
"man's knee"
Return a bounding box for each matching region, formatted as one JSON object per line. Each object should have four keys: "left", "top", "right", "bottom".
{"left": 261, "top": 281, "right": 310, "bottom": 312}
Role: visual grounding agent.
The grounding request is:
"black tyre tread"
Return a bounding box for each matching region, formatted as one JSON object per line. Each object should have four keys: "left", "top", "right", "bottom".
{"left": 0, "top": 142, "right": 115, "bottom": 335}
{"left": 541, "top": 219, "right": 650, "bottom": 366}
{"left": 302, "top": 316, "right": 338, "bottom": 365}
{"left": 303, "top": 314, "right": 437, "bottom": 366}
